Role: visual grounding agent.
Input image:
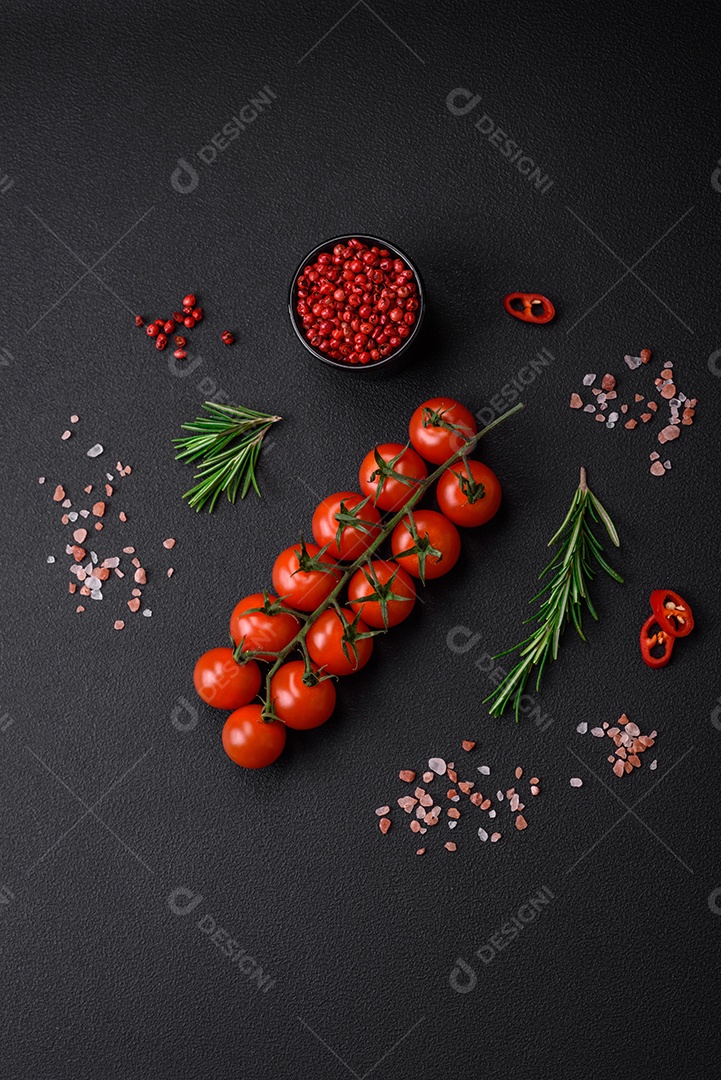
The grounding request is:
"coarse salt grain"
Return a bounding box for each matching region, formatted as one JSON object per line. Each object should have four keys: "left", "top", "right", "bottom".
{"left": 46, "top": 555, "right": 55, "bottom": 564}
{"left": 577, "top": 722, "right": 588, "bottom": 734}
{"left": 142, "top": 609, "right": 152, "bottom": 617}
{"left": 583, "top": 374, "right": 596, "bottom": 386}
{"left": 87, "top": 444, "right": 103, "bottom": 458}
{"left": 61, "top": 430, "right": 71, "bottom": 440}
{"left": 114, "top": 620, "right": 125, "bottom": 630}
{"left": 163, "top": 538, "right": 176, "bottom": 550}
{"left": 570, "top": 777, "right": 583, "bottom": 787}
{"left": 428, "top": 757, "right": 446, "bottom": 775}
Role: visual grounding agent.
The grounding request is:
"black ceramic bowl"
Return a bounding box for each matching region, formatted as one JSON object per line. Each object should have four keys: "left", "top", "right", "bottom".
{"left": 289, "top": 234, "right": 426, "bottom": 374}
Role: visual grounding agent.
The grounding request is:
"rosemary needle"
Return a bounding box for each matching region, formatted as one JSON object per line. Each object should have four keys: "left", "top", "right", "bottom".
{"left": 174, "top": 401, "right": 282, "bottom": 512}
{"left": 484, "top": 467, "right": 623, "bottom": 721}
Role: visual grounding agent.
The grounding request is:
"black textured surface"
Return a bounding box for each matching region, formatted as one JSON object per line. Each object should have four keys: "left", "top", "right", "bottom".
{"left": 2, "top": 2, "right": 721, "bottom": 1078}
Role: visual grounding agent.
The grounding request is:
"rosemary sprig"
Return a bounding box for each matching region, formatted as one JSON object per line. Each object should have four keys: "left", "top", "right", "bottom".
{"left": 174, "top": 401, "right": 282, "bottom": 513}
{"left": 484, "top": 467, "right": 622, "bottom": 721}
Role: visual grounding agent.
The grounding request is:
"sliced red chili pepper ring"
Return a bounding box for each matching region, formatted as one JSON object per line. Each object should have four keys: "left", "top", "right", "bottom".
{"left": 640, "top": 613, "right": 675, "bottom": 668}
{"left": 649, "top": 589, "right": 694, "bottom": 638}
{"left": 503, "top": 292, "right": 555, "bottom": 324}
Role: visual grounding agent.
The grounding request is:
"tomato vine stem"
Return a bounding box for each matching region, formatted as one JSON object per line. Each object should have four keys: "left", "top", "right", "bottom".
{"left": 260, "top": 401, "right": 525, "bottom": 717}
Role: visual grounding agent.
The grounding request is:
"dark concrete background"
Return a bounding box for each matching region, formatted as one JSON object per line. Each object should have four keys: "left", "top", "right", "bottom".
{"left": 1, "top": 2, "right": 720, "bottom": 1077}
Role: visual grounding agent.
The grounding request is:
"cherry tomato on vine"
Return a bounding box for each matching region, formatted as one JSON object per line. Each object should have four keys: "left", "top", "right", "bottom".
{"left": 222, "top": 705, "right": 286, "bottom": 769}
{"left": 408, "top": 397, "right": 477, "bottom": 465}
{"left": 391, "top": 509, "right": 461, "bottom": 580}
{"left": 272, "top": 542, "right": 341, "bottom": 613}
{"left": 436, "top": 459, "right": 502, "bottom": 528}
{"left": 229, "top": 592, "right": 300, "bottom": 660}
{"left": 311, "top": 491, "right": 382, "bottom": 561}
{"left": 347, "top": 559, "right": 416, "bottom": 629}
{"left": 269, "top": 661, "right": 337, "bottom": 729}
{"left": 193, "top": 647, "right": 261, "bottom": 710}
{"left": 358, "top": 443, "right": 428, "bottom": 513}
{"left": 306, "top": 607, "right": 375, "bottom": 676}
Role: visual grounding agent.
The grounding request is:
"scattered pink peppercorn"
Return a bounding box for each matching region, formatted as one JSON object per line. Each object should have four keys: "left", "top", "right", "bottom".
{"left": 174, "top": 349, "right": 187, "bottom": 360}
{"left": 182, "top": 294, "right": 197, "bottom": 308}
{"left": 146, "top": 323, "right": 159, "bottom": 338}
{"left": 134, "top": 315, "right": 144, "bottom": 327}
{"left": 183, "top": 316, "right": 196, "bottom": 330}
{"left": 155, "top": 334, "right": 167, "bottom": 350}
{"left": 221, "top": 330, "right": 235, "bottom": 345}
{"left": 163, "top": 320, "right": 175, "bottom": 335}
{"left": 191, "top": 307, "right": 203, "bottom": 322}
{"left": 174, "top": 335, "right": 186, "bottom": 347}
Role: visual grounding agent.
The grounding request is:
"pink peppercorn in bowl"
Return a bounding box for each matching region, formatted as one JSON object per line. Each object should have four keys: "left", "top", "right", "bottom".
{"left": 289, "top": 235, "right": 426, "bottom": 374}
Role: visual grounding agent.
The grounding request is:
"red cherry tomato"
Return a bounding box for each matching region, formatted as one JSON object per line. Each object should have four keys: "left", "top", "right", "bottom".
{"left": 391, "top": 509, "right": 461, "bottom": 580}
{"left": 408, "top": 397, "right": 477, "bottom": 465}
{"left": 222, "top": 705, "right": 286, "bottom": 768}
{"left": 269, "top": 661, "right": 336, "bottom": 729}
{"left": 306, "top": 607, "right": 374, "bottom": 676}
{"left": 358, "top": 443, "right": 428, "bottom": 512}
{"left": 311, "top": 491, "right": 382, "bottom": 561}
{"left": 347, "top": 559, "right": 416, "bottom": 628}
{"left": 229, "top": 592, "right": 300, "bottom": 660}
{"left": 436, "top": 460, "right": 502, "bottom": 528}
{"left": 193, "top": 647, "right": 261, "bottom": 710}
{"left": 272, "top": 542, "right": 341, "bottom": 612}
